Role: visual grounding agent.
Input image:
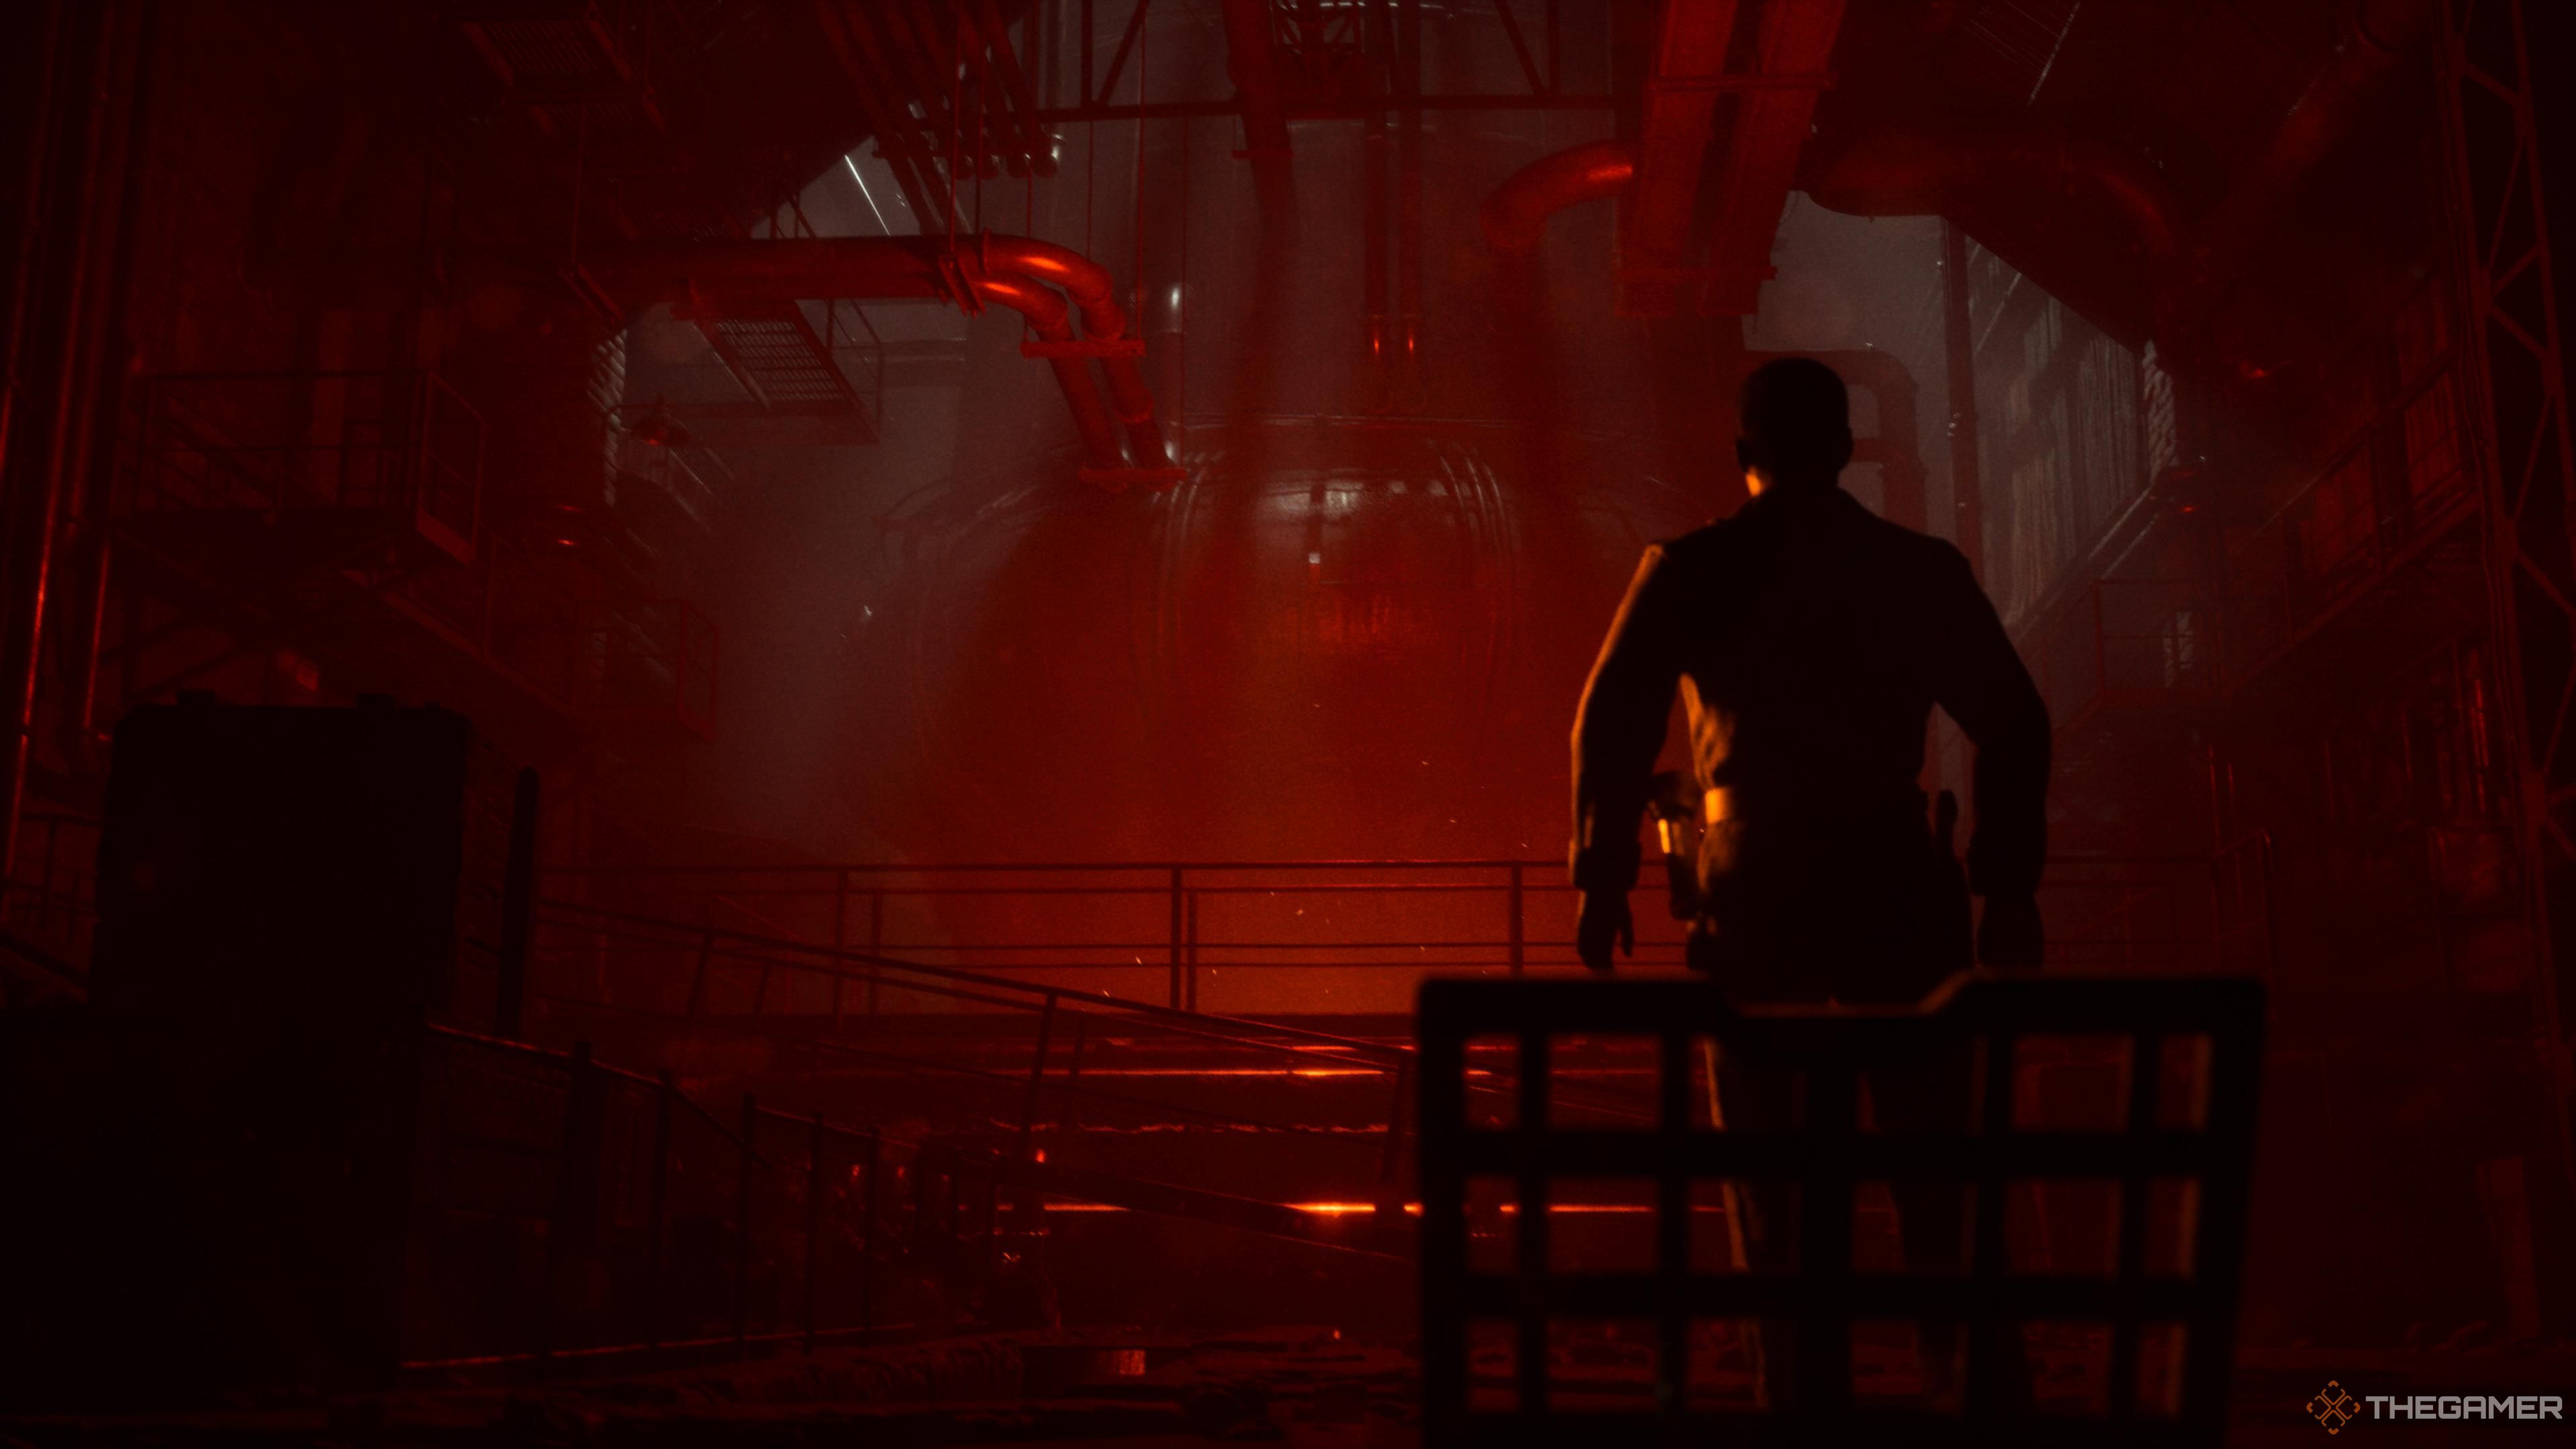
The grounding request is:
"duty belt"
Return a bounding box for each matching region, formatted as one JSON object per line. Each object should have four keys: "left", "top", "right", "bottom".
{"left": 1703, "top": 784, "right": 1927, "bottom": 825}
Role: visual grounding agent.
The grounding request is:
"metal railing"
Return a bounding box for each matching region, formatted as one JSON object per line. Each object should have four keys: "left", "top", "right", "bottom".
{"left": 129, "top": 370, "right": 483, "bottom": 564}
{"left": 405, "top": 1022, "right": 1018, "bottom": 1372}
{"left": 2222, "top": 362, "right": 2476, "bottom": 682}
{"left": 391, "top": 533, "right": 719, "bottom": 739}
{"left": 539, "top": 849, "right": 2276, "bottom": 1017}
{"left": 2024, "top": 579, "right": 2217, "bottom": 736}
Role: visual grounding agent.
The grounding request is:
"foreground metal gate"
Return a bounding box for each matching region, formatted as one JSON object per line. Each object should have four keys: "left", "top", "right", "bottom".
{"left": 1417, "top": 974, "right": 2264, "bottom": 1446}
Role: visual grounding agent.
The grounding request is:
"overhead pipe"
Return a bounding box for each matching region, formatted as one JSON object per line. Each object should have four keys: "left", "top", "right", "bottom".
{"left": 1805, "top": 126, "right": 2186, "bottom": 273}
{"left": 584, "top": 234, "right": 1166, "bottom": 472}
{"left": 1805, "top": 0, "right": 2430, "bottom": 361}
{"left": 1621, "top": 0, "right": 1746, "bottom": 315}
{"left": 1699, "top": 0, "right": 1849, "bottom": 317}
{"left": 1480, "top": 139, "right": 1635, "bottom": 256}
{"left": 2165, "top": 0, "right": 2433, "bottom": 327}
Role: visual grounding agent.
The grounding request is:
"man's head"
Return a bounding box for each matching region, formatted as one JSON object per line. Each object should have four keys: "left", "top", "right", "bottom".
{"left": 1735, "top": 356, "right": 1854, "bottom": 494}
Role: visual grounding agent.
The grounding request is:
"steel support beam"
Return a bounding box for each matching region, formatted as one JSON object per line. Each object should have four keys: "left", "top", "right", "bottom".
{"left": 2438, "top": 0, "right": 2576, "bottom": 1260}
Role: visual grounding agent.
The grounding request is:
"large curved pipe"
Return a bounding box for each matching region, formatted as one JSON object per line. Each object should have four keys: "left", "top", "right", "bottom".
{"left": 969, "top": 272, "right": 1125, "bottom": 470}
{"left": 1805, "top": 127, "right": 2185, "bottom": 271}
{"left": 981, "top": 235, "right": 1170, "bottom": 468}
{"left": 1801, "top": 0, "right": 2427, "bottom": 362}
{"left": 2169, "top": 0, "right": 2432, "bottom": 318}
{"left": 586, "top": 233, "right": 1167, "bottom": 473}
{"left": 1480, "top": 140, "right": 1636, "bottom": 256}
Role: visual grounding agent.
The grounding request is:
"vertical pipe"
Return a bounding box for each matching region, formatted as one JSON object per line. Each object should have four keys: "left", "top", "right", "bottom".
{"left": 735, "top": 1092, "right": 756, "bottom": 1356}
{"left": 62, "top": 0, "right": 158, "bottom": 762}
{"left": 1941, "top": 221, "right": 1985, "bottom": 577}
{"left": 0, "top": 0, "right": 68, "bottom": 469}
{"left": 645, "top": 1069, "right": 672, "bottom": 1354}
{"left": 1218, "top": 0, "right": 1295, "bottom": 219}
{"left": 1, "top": 0, "right": 113, "bottom": 884}
{"left": 1360, "top": 0, "right": 1390, "bottom": 405}
{"left": 1394, "top": 0, "right": 1424, "bottom": 395}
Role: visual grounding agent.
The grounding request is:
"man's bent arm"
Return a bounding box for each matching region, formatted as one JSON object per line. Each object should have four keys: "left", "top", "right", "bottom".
{"left": 1571, "top": 545, "right": 1686, "bottom": 894}
{"left": 1929, "top": 547, "right": 2052, "bottom": 898}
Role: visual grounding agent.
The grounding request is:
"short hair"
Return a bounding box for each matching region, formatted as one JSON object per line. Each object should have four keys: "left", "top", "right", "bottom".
{"left": 1737, "top": 356, "right": 1851, "bottom": 475}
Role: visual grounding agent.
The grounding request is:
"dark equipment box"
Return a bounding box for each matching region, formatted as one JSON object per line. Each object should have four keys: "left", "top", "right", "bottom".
{"left": 0, "top": 696, "right": 538, "bottom": 1407}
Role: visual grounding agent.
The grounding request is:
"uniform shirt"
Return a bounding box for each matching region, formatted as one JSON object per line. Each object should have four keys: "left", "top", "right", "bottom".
{"left": 1570, "top": 483, "right": 2050, "bottom": 938}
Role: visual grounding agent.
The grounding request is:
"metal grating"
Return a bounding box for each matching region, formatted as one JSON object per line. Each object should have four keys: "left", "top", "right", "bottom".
{"left": 701, "top": 305, "right": 865, "bottom": 415}
{"left": 1417, "top": 974, "right": 2265, "bottom": 1446}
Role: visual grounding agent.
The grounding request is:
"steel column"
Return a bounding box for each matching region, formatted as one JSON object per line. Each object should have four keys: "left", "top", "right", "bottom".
{"left": 2438, "top": 0, "right": 2576, "bottom": 1244}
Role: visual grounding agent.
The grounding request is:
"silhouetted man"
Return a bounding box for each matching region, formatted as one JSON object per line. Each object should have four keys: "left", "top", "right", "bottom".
{"left": 1571, "top": 355, "right": 2049, "bottom": 990}
{"left": 1568, "top": 356, "right": 2050, "bottom": 1405}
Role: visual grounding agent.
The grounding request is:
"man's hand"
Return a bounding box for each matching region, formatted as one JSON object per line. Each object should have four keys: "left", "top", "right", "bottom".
{"left": 1977, "top": 893, "right": 2044, "bottom": 971}
{"left": 1576, "top": 889, "right": 1635, "bottom": 972}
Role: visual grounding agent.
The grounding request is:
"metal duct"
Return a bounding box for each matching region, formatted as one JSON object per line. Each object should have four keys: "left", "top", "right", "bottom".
{"left": 586, "top": 233, "right": 1169, "bottom": 474}
{"left": 1479, "top": 140, "right": 1636, "bottom": 256}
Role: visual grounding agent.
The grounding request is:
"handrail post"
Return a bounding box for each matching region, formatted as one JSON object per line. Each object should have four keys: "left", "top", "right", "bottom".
{"left": 1185, "top": 889, "right": 1199, "bottom": 1012}
{"left": 1059, "top": 1016, "right": 1088, "bottom": 1133}
{"left": 868, "top": 889, "right": 884, "bottom": 1016}
{"left": 829, "top": 868, "right": 850, "bottom": 1024}
{"left": 686, "top": 927, "right": 714, "bottom": 1018}
{"left": 860, "top": 1129, "right": 880, "bottom": 1333}
{"left": 735, "top": 1092, "right": 756, "bottom": 1357}
{"left": 1375, "top": 1059, "right": 1412, "bottom": 1225}
{"left": 495, "top": 767, "right": 538, "bottom": 1037}
{"left": 1507, "top": 863, "right": 1525, "bottom": 975}
{"left": 804, "top": 1113, "right": 824, "bottom": 1354}
{"left": 1020, "top": 990, "right": 1057, "bottom": 1159}
{"left": 748, "top": 896, "right": 771, "bottom": 1016}
{"left": 645, "top": 1069, "right": 672, "bottom": 1356}
{"left": 1167, "top": 865, "right": 1185, "bottom": 1008}
{"left": 540, "top": 1041, "right": 596, "bottom": 1359}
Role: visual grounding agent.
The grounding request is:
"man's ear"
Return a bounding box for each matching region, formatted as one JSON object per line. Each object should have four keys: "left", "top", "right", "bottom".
{"left": 1828, "top": 427, "right": 1855, "bottom": 472}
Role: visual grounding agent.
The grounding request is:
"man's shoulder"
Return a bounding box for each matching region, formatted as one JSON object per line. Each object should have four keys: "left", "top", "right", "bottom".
{"left": 1843, "top": 500, "right": 1975, "bottom": 578}
{"left": 1648, "top": 518, "right": 1745, "bottom": 572}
